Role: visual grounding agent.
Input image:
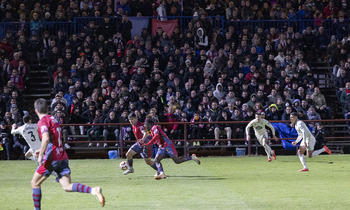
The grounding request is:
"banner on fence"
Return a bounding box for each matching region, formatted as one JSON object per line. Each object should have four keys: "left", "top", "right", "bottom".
{"left": 130, "top": 18, "right": 149, "bottom": 38}
{"left": 152, "top": 19, "right": 178, "bottom": 37}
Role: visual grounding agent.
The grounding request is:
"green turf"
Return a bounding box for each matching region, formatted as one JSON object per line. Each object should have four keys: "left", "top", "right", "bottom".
{"left": 1, "top": 155, "right": 350, "bottom": 210}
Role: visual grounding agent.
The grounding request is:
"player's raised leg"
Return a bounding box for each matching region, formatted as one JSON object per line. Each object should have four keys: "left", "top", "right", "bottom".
{"left": 172, "top": 154, "right": 200, "bottom": 165}
{"left": 311, "top": 146, "right": 332, "bottom": 157}
{"left": 59, "top": 173, "right": 105, "bottom": 207}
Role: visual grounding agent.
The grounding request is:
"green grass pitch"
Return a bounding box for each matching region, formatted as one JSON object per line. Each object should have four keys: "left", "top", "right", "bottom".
{"left": 1, "top": 155, "right": 350, "bottom": 209}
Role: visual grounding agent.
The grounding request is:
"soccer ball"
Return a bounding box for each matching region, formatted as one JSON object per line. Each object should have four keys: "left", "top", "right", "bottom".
{"left": 119, "top": 161, "right": 128, "bottom": 170}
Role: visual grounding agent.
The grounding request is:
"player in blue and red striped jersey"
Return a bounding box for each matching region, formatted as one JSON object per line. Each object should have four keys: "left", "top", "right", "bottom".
{"left": 31, "top": 98, "right": 105, "bottom": 209}
{"left": 122, "top": 113, "right": 158, "bottom": 175}
{"left": 144, "top": 117, "right": 200, "bottom": 180}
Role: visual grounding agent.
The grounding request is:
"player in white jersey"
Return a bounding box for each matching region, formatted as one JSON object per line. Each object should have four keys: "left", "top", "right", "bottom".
{"left": 245, "top": 111, "right": 278, "bottom": 162}
{"left": 290, "top": 112, "right": 332, "bottom": 172}
{"left": 11, "top": 115, "right": 41, "bottom": 164}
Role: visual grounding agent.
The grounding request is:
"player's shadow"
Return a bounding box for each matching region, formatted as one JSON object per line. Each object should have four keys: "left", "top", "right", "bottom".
{"left": 163, "top": 175, "right": 226, "bottom": 180}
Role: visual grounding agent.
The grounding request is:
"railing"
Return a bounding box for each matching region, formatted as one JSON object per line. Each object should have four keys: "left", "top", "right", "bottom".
{"left": 62, "top": 119, "right": 350, "bottom": 157}
{"left": 222, "top": 19, "right": 345, "bottom": 35}
{"left": 1, "top": 18, "right": 348, "bottom": 40}
{"left": 0, "top": 21, "right": 73, "bottom": 39}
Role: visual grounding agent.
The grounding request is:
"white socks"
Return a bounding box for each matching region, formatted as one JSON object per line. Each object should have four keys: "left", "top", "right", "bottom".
{"left": 312, "top": 148, "right": 325, "bottom": 157}
{"left": 298, "top": 154, "right": 308, "bottom": 169}
{"left": 91, "top": 187, "right": 96, "bottom": 195}
{"left": 263, "top": 144, "right": 273, "bottom": 158}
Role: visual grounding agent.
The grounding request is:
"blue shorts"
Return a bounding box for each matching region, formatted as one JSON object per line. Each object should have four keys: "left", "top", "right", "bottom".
{"left": 130, "top": 143, "right": 152, "bottom": 159}
{"left": 36, "top": 159, "right": 71, "bottom": 178}
{"left": 156, "top": 144, "right": 177, "bottom": 158}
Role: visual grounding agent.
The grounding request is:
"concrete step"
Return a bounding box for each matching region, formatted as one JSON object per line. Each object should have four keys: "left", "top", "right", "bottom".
{"left": 29, "top": 82, "right": 51, "bottom": 88}
{"left": 27, "top": 87, "right": 52, "bottom": 94}
{"left": 23, "top": 93, "right": 51, "bottom": 99}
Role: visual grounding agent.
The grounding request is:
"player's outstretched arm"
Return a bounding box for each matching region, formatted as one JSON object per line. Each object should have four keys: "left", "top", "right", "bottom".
{"left": 138, "top": 130, "right": 148, "bottom": 145}
{"left": 10, "top": 124, "right": 20, "bottom": 135}
{"left": 144, "top": 134, "right": 158, "bottom": 146}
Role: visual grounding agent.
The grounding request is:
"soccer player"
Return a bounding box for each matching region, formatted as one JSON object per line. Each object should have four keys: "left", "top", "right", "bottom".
{"left": 144, "top": 117, "right": 200, "bottom": 180}
{"left": 11, "top": 115, "right": 41, "bottom": 164}
{"left": 245, "top": 111, "right": 278, "bottom": 162}
{"left": 31, "top": 98, "right": 105, "bottom": 209}
{"left": 290, "top": 112, "right": 332, "bottom": 172}
{"left": 123, "top": 113, "right": 158, "bottom": 175}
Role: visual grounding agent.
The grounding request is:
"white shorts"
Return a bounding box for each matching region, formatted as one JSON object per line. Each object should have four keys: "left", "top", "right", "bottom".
{"left": 256, "top": 132, "right": 268, "bottom": 144}
{"left": 300, "top": 137, "right": 316, "bottom": 151}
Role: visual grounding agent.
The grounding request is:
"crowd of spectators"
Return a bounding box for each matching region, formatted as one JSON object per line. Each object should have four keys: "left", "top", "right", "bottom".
{"left": 0, "top": 0, "right": 350, "bottom": 159}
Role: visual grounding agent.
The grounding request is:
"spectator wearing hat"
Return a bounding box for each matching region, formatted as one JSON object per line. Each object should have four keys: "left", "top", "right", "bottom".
{"left": 266, "top": 104, "right": 281, "bottom": 120}
{"left": 213, "top": 83, "right": 225, "bottom": 101}
{"left": 101, "top": 79, "right": 112, "bottom": 98}
{"left": 70, "top": 66, "right": 81, "bottom": 83}
{"left": 64, "top": 86, "right": 76, "bottom": 107}
{"left": 247, "top": 93, "right": 257, "bottom": 109}
{"left": 306, "top": 81, "right": 315, "bottom": 95}
{"left": 292, "top": 99, "right": 304, "bottom": 114}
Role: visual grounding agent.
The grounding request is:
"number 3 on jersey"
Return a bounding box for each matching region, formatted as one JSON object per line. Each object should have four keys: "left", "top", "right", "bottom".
{"left": 28, "top": 131, "right": 36, "bottom": 142}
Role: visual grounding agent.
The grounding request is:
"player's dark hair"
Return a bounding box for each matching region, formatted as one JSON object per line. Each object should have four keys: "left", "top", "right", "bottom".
{"left": 34, "top": 98, "right": 48, "bottom": 114}
{"left": 128, "top": 112, "right": 136, "bottom": 119}
{"left": 290, "top": 112, "right": 298, "bottom": 117}
{"left": 23, "top": 115, "right": 31, "bottom": 123}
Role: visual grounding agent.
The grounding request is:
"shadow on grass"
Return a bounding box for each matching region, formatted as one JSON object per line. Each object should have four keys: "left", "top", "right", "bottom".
{"left": 130, "top": 175, "right": 226, "bottom": 180}
{"left": 159, "top": 175, "right": 226, "bottom": 180}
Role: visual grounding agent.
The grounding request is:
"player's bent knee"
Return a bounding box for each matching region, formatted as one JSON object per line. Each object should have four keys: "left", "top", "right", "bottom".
{"left": 31, "top": 179, "right": 38, "bottom": 188}
{"left": 62, "top": 185, "right": 72, "bottom": 192}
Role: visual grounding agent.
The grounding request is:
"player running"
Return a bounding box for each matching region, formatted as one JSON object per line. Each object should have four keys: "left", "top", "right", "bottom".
{"left": 123, "top": 113, "right": 158, "bottom": 175}
{"left": 144, "top": 117, "right": 200, "bottom": 180}
{"left": 290, "top": 112, "right": 332, "bottom": 172}
{"left": 245, "top": 111, "right": 278, "bottom": 162}
{"left": 31, "top": 98, "right": 105, "bottom": 209}
{"left": 11, "top": 115, "right": 41, "bottom": 164}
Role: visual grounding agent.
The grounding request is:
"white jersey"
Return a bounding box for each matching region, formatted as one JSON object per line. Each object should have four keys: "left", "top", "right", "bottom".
{"left": 11, "top": 124, "right": 41, "bottom": 152}
{"left": 245, "top": 118, "right": 276, "bottom": 140}
{"left": 294, "top": 120, "right": 315, "bottom": 148}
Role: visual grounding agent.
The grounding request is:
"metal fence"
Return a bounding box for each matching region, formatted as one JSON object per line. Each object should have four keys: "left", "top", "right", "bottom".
{"left": 0, "top": 22, "right": 72, "bottom": 39}
{"left": 0, "top": 18, "right": 349, "bottom": 41}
